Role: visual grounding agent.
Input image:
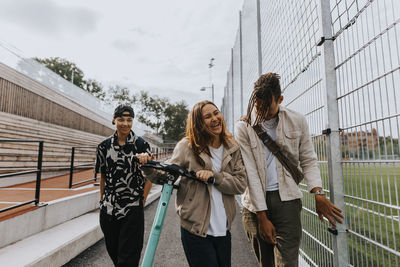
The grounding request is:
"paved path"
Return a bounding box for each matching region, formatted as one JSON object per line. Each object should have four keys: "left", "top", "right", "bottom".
{"left": 64, "top": 192, "right": 258, "bottom": 267}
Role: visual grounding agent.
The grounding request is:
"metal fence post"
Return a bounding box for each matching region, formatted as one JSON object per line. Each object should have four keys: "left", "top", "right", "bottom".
{"left": 226, "top": 72, "right": 230, "bottom": 128}
{"left": 231, "top": 48, "right": 234, "bottom": 131}
{"left": 256, "top": 0, "right": 262, "bottom": 76}
{"left": 318, "top": 0, "right": 349, "bottom": 266}
{"left": 34, "top": 141, "right": 44, "bottom": 205}
{"left": 69, "top": 147, "right": 75, "bottom": 189}
{"left": 239, "top": 11, "right": 244, "bottom": 115}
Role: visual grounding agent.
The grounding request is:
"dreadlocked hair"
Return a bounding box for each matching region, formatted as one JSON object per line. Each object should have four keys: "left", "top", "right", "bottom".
{"left": 244, "top": 72, "right": 281, "bottom": 125}
{"left": 186, "top": 100, "right": 233, "bottom": 165}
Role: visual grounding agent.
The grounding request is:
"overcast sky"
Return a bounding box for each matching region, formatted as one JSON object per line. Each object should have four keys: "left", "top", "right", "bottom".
{"left": 0, "top": 0, "right": 244, "bottom": 110}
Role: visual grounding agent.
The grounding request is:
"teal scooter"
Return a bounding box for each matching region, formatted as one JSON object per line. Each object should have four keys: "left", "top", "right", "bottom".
{"left": 136, "top": 158, "right": 214, "bottom": 267}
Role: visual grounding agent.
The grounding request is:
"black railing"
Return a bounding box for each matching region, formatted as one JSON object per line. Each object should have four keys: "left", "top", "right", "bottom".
{"left": 69, "top": 146, "right": 97, "bottom": 188}
{"left": 68, "top": 146, "right": 174, "bottom": 188}
{"left": 152, "top": 147, "right": 174, "bottom": 160}
{"left": 0, "top": 139, "right": 45, "bottom": 213}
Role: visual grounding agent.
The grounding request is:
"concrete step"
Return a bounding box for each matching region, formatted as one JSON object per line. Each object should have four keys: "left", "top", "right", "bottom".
{"left": 0, "top": 211, "right": 103, "bottom": 267}
{"left": 0, "top": 185, "right": 162, "bottom": 267}
{"left": 0, "top": 189, "right": 100, "bottom": 249}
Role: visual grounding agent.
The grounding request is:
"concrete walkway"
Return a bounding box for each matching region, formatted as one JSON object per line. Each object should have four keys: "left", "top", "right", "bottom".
{"left": 65, "top": 191, "right": 259, "bottom": 267}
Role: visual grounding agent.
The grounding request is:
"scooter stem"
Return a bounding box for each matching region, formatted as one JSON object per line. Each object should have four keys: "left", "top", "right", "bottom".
{"left": 141, "top": 183, "right": 174, "bottom": 267}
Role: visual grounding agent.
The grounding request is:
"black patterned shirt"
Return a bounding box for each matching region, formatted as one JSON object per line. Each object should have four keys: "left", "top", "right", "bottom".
{"left": 95, "top": 130, "right": 151, "bottom": 219}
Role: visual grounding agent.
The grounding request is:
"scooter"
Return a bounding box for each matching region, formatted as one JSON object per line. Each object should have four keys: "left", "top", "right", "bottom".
{"left": 135, "top": 158, "right": 214, "bottom": 267}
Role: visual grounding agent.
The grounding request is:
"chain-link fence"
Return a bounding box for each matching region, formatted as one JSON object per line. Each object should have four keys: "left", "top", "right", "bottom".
{"left": 222, "top": 0, "right": 400, "bottom": 266}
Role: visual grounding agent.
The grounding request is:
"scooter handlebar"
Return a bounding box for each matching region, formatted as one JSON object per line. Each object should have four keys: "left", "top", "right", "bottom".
{"left": 185, "top": 169, "right": 214, "bottom": 184}
{"left": 133, "top": 156, "right": 214, "bottom": 184}
{"left": 131, "top": 155, "right": 157, "bottom": 165}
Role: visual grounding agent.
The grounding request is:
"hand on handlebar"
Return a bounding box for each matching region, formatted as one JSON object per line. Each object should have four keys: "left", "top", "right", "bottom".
{"left": 138, "top": 159, "right": 214, "bottom": 185}
{"left": 196, "top": 170, "right": 214, "bottom": 183}
{"left": 135, "top": 153, "right": 152, "bottom": 164}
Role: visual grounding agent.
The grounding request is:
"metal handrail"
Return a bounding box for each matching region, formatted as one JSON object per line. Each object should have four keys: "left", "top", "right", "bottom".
{"left": 0, "top": 139, "right": 45, "bottom": 213}
{"left": 69, "top": 146, "right": 97, "bottom": 188}
{"left": 67, "top": 147, "right": 173, "bottom": 188}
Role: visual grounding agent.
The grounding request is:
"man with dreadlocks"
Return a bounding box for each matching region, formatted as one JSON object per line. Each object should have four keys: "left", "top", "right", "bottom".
{"left": 235, "top": 73, "right": 344, "bottom": 266}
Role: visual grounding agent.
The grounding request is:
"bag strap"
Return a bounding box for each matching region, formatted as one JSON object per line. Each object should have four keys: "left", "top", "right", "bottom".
{"left": 252, "top": 124, "right": 303, "bottom": 185}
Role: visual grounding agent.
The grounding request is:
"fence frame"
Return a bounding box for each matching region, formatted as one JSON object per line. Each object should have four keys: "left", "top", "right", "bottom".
{"left": 68, "top": 146, "right": 97, "bottom": 189}
{"left": 222, "top": 0, "right": 400, "bottom": 265}
{"left": 0, "top": 139, "right": 45, "bottom": 213}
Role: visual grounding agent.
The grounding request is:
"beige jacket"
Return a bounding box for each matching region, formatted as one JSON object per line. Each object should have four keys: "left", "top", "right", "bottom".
{"left": 142, "top": 138, "right": 247, "bottom": 237}
{"left": 235, "top": 106, "right": 322, "bottom": 213}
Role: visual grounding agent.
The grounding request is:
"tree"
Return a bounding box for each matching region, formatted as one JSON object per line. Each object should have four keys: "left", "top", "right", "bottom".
{"left": 107, "top": 84, "right": 136, "bottom": 105}
{"left": 85, "top": 79, "right": 106, "bottom": 100}
{"left": 34, "top": 57, "right": 84, "bottom": 87}
{"left": 135, "top": 91, "right": 169, "bottom": 134}
{"left": 34, "top": 57, "right": 106, "bottom": 100}
{"left": 163, "top": 101, "right": 189, "bottom": 141}
{"left": 103, "top": 84, "right": 189, "bottom": 141}
{"left": 34, "top": 57, "right": 188, "bottom": 140}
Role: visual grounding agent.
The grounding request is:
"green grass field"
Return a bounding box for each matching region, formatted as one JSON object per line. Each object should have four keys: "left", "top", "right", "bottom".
{"left": 300, "top": 164, "right": 400, "bottom": 266}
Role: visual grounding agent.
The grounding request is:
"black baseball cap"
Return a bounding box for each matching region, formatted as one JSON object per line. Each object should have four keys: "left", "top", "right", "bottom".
{"left": 112, "top": 104, "right": 135, "bottom": 124}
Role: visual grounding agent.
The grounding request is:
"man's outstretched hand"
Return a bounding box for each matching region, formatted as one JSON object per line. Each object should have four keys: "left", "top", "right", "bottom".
{"left": 315, "top": 195, "right": 344, "bottom": 227}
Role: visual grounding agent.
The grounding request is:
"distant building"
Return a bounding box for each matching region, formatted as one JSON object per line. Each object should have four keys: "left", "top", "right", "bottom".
{"left": 341, "top": 128, "right": 378, "bottom": 153}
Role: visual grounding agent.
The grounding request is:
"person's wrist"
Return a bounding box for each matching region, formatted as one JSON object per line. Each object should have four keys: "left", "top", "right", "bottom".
{"left": 314, "top": 194, "right": 326, "bottom": 202}
{"left": 311, "top": 187, "right": 322, "bottom": 193}
{"left": 256, "top": 211, "right": 268, "bottom": 222}
{"left": 313, "top": 189, "right": 325, "bottom": 196}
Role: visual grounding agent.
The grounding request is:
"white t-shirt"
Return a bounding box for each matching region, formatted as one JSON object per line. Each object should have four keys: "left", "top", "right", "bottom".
{"left": 207, "top": 145, "right": 227, "bottom": 236}
{"left": 261, "top": 117, "right": 279, "bottom": 191}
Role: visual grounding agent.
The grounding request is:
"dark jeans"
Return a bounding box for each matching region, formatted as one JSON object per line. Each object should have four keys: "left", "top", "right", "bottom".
{"left": 99, "top": 204, "right": 144, "bottom": 267}
{"left": 180, "top": 227, "right": 231, "bottom": 267}
{"left": 242, "top": 190, "right": 302, "bottom": 267}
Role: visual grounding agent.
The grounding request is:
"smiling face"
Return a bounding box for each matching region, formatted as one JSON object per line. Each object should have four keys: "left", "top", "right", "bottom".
{"left": 202, "top": 103, "right": 223, "bottom": 137}
{"left": 114, "top": 111, "right": 133, "bottom": 135}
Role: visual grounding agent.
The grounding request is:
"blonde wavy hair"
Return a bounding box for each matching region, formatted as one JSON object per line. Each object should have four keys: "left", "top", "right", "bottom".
{"left": 186, "top": 100, "right": 232, "bottom": 164}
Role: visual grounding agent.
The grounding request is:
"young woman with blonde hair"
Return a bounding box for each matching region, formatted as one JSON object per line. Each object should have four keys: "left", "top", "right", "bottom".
{"left": 142, "top": 100, "right": 247, "bottom": 267}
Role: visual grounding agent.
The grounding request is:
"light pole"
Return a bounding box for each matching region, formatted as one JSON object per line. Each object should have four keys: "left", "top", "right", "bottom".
{"left": 200, "top": 84, "right": 214, "bottom": 102}
{"left": 200, "top": 58, "right": 215, "bottom": 102}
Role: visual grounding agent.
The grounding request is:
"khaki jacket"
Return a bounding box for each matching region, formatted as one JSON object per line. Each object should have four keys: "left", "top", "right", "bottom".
{"left": 235, "top": 106, "right": 322, "bottom": 213}
{"left": 142, "top": 138, "right": 247, "bottom": 237}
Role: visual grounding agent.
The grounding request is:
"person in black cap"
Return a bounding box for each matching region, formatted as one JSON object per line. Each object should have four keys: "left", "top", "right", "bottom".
{"left": 95, "top": 104, "right": 152, "bottom": 267}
